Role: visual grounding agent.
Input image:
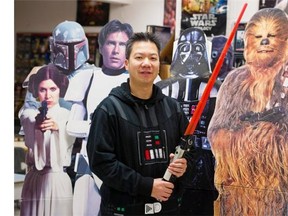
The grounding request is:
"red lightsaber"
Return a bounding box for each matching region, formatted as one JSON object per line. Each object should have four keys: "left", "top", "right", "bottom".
{"left": 163, "top": 3, "right": 248, "bottom": 182}
{"left": 184, "top": 3, "right": 248, "bottom": 136}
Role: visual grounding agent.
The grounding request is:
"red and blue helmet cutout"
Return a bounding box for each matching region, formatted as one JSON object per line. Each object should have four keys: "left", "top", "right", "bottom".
{"left": 49, "top": 21, "right": 89, "bottom": 75}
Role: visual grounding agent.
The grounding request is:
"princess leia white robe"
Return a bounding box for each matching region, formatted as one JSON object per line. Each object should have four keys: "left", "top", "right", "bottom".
{"left": 20, "top": 103, "right": 75, "bottom": 216}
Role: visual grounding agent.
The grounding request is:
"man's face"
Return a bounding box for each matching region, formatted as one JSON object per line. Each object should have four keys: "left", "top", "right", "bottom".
{"left": 125, "top": 41, "right": 160, "bottom": 86}
{"left": 100, "top": 31, "right": 129, "bottom": 70}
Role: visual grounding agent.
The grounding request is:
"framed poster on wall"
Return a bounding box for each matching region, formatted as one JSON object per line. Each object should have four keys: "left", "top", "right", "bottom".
{"left": 146, "top": 25, "right": 171, "bottom": 51}
{"left": 163, "top": 0, "right": 176, "bottom": 34}
{"left": 77, "top": 0, "right": 110, "bottom": 26}
{"left": 233, "top": 23, "right": 246, "bottom": 52}
{"left": 86, "top": 33, "right": 101, "bottom": 66}
{"left": 181, "top": 0, "right": 228, "bottom": 37}
{"left": 259, "top": 0, "right": 278, "bottom": 9}
{"left": 233, "top": 23, "right": 246, "bottom": 68}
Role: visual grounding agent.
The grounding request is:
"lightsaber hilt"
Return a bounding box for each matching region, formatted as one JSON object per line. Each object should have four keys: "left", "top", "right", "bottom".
{"left": 163, "top": 136, "right": 193, "bottom": 182}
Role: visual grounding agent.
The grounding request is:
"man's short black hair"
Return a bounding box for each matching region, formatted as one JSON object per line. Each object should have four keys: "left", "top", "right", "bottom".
{"left": 125, "top": 32, "right": 161, "bottom": 59}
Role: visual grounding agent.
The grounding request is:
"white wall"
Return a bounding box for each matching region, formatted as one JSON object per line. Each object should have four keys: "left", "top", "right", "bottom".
{"left": 15, "top": 0, "right": 78, "bottom": 33}
{"left": 226, "top": 0, "right": 259, "bottom": 35}
{"left": 15, "top": 0, "right": 165, "bottom": 34}
{"left": 15, "top": 0, "right": 259, "bottom": 35}
{"left": 109, "top": 0, "right": 165, "bottom": 32}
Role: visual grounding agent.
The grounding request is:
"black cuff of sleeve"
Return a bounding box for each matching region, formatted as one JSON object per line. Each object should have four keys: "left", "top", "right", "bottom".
{"left": 138, "top": 176, "right": 153, "bottom": 197}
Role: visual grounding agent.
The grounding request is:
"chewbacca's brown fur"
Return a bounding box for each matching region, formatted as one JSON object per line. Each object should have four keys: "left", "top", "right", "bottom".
{"left": 208, "top": 8, "right": 288, "bottom": 215}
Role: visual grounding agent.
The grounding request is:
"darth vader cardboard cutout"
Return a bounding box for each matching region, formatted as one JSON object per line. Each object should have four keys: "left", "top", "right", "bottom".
{"left": 156, "top": 27, "right": 221, "bottom": 215}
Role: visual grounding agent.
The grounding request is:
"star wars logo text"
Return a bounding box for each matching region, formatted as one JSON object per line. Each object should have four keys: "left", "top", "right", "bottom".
{"left": 184, "top": 14, "right": 217, "bottom": 31}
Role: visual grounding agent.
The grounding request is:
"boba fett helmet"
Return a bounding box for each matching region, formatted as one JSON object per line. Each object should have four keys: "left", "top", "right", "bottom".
{"left": 50, "top": 21, "right": 89, "bottom": 75}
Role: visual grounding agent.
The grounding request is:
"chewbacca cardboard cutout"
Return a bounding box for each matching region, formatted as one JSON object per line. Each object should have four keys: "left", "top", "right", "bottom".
{"left": 207, "top": 8, "right": 288, "bottom": 215}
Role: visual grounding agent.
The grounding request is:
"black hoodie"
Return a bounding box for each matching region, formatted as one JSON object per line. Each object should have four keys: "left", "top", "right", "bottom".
{"left": 87, "top": 80, "right": 191, "bottom": 207}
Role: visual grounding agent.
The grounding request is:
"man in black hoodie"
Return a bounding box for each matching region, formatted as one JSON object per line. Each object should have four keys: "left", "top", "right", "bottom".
{"left": 87, "top": 32, "right": 193, "bottom": 215}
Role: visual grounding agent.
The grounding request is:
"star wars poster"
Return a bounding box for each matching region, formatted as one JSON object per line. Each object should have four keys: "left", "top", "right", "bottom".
{"left": 163, "top": 0, "right": 176, "bottom": 33}
{"left": 181, "top": 0, "right": 228, "bottom": 37}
